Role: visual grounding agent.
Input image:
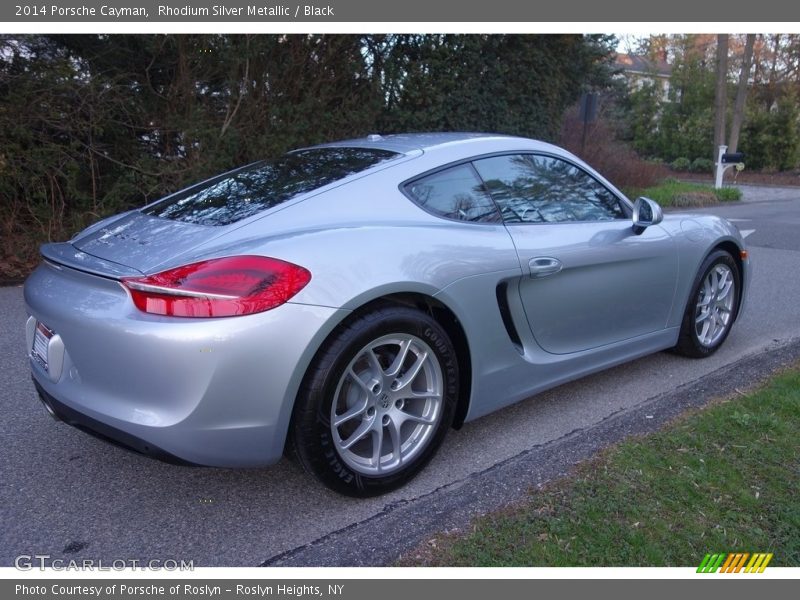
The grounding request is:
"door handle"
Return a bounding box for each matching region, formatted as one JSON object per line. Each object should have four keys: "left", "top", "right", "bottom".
{"left": 528, "top": 257, "right": 562, "bottom": 278}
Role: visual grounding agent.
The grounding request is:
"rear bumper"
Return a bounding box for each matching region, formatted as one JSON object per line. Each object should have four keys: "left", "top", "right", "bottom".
{"left": 25, "top": 260, "right": 347, "bottom": 467}
{"left": 33, "top": 378, "right": 196, "bottom": 465}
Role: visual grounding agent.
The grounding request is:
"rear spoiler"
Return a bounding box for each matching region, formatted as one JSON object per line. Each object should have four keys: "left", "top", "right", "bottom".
{"left": 40, "top": 243, "right": 143, "bottom": 279}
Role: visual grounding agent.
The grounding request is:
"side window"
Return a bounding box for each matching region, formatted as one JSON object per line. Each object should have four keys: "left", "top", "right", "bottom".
{"left": 405, "top": 164, "right": 501, "bottom": 223}
{"left": 473, "top": 154, "right": 626, "bottom": 223}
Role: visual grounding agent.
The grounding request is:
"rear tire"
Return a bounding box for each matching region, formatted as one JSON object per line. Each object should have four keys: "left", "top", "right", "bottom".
{"left": 674, "top": 250, "right": 740, "bottom": 358}
{"left": 290, "top": 305, "right": 458, "bottom": 497}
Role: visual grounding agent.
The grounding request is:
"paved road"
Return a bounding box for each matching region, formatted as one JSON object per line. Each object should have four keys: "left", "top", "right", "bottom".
{"left": 1, "top": 185, "right": 799, "bottom": 567}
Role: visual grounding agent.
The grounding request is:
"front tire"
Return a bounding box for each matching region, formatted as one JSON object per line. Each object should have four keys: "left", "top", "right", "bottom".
{"left": 290, "top": 305, "right": 459, "bottom": 497}
{"left": 674, "top": 249, "right": 741, "bottom": 358}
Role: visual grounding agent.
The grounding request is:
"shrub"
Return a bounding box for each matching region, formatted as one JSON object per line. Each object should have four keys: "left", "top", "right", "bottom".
{"left": 558, "top": 109, "right": 669, "bottom": 189}
{"left": 629, "top": 180, "right": 742, "bottom": 208}
{"left": 671, "top": 191, "right": 718, "bottom": 207}
{"left": 670, "top": 157, "right": 692, "bottom": 171}
{"left": 689, "top": 157, "right": 714, "bottom": 173}
{"left": 715, "top": 187, "right": 743, "bottom": 202}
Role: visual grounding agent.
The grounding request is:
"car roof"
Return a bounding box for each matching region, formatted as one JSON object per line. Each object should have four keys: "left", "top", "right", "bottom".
{"left": 310, "top": 132, "right": 556, "bottom": 156}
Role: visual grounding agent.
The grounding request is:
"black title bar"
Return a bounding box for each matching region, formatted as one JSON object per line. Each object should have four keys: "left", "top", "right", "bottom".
{"left": 4, "top": 0, "right": 800, "bottom": 22}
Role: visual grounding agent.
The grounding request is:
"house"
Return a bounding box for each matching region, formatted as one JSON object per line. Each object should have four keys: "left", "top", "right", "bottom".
{"left": 613, "top": 53, "right": 673, "bottom": 101}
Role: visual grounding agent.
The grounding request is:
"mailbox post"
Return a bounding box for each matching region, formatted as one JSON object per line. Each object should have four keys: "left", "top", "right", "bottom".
{"left": 715, "top": 145, "right": 745, "bottom": 189}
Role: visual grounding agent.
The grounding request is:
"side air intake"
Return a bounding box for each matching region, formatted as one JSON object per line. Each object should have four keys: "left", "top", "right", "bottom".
{"left": 496, "top": 282, "right": 523, "bottom": 354}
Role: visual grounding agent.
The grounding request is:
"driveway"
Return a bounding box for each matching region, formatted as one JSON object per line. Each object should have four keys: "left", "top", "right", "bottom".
{"left": 1, "top": 184, "right": 799, "bottom": 567}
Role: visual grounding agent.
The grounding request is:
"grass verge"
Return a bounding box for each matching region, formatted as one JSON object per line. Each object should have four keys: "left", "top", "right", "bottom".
{"left": 401, "top": 364, "right": 800, "bottom": 567}
{"left": 626, "top": 179, "right": 742, "bottom": 208}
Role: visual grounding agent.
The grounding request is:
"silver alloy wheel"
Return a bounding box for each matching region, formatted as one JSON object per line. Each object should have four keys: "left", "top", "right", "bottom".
{"left": 694, "top": 263, "right": 736, "bottom": 347}
{"left": 331, "top": 333, "right": 444, "bottom": 476}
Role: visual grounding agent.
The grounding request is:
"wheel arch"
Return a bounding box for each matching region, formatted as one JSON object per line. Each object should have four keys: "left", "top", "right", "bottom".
{"left": 286, "top": 290, "right": 473, "bottom": 463}
{"left": 707, "top": 239, "right": 746, "bottom": 322}
{"left": 285, "top": 290, "right": 474, "bottom": 494}
{"left": 360, "top": 292, "right": 473, "bottom": 429}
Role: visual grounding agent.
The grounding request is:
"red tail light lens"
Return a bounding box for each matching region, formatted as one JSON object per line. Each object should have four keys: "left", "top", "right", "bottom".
{"left": 121, "top": 256, "right": 311, "bottom": 318}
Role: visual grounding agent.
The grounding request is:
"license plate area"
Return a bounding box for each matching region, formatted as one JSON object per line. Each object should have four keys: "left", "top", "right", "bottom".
{"left": 32, "top": 322, "right": 53, "bottom": 371}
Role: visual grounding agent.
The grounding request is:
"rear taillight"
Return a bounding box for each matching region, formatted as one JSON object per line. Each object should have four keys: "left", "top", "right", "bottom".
{"left": 121, "top": 256, "right": 311, "bottom": 318}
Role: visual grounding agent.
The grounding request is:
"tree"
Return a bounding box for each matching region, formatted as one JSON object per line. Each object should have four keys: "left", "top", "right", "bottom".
{"left": 728, "top": 34, "right": 756, "bottom": 155}
{"left": 620, "top": 33, "right": 800, "bottom": 171}
{"left": 626, "top": 81, "right": 662, "bottom": 157}
{"left": 0, "top": 33, "right": 617, "bottom": 279}
{"left": 655, "top": 36, "right": 716, "bottom": 162}
{"left": 713, "top": 34, "right": 729, "bottom": 161}
{"left": 378, "top": 34, "right": 615, "bottom": 141}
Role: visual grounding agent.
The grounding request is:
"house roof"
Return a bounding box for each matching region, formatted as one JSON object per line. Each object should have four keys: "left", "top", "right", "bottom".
{"left": 613, "top": 53, "right": 672, "bottom": 78}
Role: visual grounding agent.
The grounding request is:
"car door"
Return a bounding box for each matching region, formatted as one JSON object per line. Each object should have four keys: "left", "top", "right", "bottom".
{"left": 472, "top": 153, "right": 678, "bottom": 355}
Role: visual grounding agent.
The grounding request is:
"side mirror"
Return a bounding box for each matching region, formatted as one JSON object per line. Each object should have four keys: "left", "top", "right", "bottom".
{"left": 632, "top": 197, "right": 663, "bottom": 235}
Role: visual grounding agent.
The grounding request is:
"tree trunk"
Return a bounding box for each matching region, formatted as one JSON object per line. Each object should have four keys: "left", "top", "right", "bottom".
{"left": 713, "top": 34, "right": 729, "bottom": 161}
{"left": 766, "top": 34, "right": 781, "bottom": 108}
{"left": 728, "top": 34, "right": 756, "bottom": 155}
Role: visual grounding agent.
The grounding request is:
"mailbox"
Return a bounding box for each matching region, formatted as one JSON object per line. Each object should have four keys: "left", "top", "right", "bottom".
{"left": 721, "top": 152, "right": 745, "bottom": 164}
{"left": 715, "top": 145, "right": 745, "bottom": 189}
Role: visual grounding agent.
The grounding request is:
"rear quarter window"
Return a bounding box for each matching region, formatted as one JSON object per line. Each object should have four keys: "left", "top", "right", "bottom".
{"left": 404, "top": 164, "right": 501, "bottom": 223}
{"left": 144, "top": 147, "right": 400, "bottom": 226}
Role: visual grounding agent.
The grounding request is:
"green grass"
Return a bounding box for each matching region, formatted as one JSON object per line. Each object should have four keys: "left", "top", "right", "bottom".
{"left": 402, "top": 366, "right": 800, "bottom": 567}
{"left": 626, "top": 179, "right": 743, "bottom": 207}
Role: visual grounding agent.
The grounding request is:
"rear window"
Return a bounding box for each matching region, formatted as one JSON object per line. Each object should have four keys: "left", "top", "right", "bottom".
{"left": 144, "top": 147, "right": 400, "bottom": 226}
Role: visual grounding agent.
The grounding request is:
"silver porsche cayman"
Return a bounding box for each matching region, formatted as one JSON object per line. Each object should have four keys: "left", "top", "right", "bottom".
{"left": 24, "top": 133, "right": 749, "bottom": 496}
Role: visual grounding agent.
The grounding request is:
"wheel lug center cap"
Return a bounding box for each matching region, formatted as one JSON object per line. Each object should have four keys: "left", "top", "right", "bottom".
{"left": 378, "top": 392, "right": 391, "bottom": 410}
